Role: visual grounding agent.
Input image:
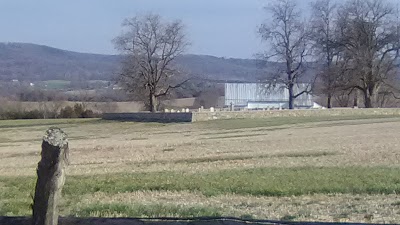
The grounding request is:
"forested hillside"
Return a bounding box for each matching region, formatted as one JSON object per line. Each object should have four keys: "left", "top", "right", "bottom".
{"left": 0, "top": 43, "right": 268, "bottom": 82}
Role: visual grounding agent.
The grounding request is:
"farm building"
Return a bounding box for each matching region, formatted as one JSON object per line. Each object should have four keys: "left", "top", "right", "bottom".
{"left": 224, "top": 83, "right": 314, "bottom": 109}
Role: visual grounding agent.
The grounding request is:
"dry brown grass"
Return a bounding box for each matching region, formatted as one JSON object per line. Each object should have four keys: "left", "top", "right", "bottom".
{"left": 2, "top": 117, "right": 399, "bottom": 176}
{"left": 1, "top": 116, "right": 400, "bottom": 222}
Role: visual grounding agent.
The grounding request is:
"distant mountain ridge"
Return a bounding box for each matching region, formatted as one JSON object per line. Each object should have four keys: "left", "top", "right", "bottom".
{"left": 0, "top": 43, "right": 119, "bottom": 81}
{"left": 0, "top": 42, "right": 266, "bottom": 82}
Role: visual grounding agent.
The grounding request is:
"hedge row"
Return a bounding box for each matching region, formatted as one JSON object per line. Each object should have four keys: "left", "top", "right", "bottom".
{"left": 0, "top": 103, "right": 99, "bottom": 120}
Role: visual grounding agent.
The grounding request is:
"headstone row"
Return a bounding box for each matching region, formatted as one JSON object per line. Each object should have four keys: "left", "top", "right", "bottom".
{"left": 164, "top": 108, "right": 190, "bottom": 113}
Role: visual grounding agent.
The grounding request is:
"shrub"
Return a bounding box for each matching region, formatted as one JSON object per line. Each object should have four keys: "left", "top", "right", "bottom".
{"left": 58, "top": 104, "right": 98, "bottom": 118}
{"left": 1, "top": 110, "right": 44, "bottom": 119}
{"left": 0, "top": 102, "right": 100, "bottom": 120}
{"left": 81, "top": 109, "right": 95, "bottom": 118}
{"left": 20, "top": 110, "right": 43, "bottom": 119}
{"left": 73, "top": 104, "right": 85, "bottom": 117}
{"left": 59, "top": 106, "right": 78, "bottom": 118}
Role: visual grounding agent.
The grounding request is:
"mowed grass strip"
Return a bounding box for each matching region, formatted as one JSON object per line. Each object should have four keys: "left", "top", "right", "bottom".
{"left": 62, "top": 167, "right": 400, "bottom": 197}
{"left": 1, "top": 167, "right": 400, "bottom": 216}
{"left": 3, "top": 167, "right": 400, "bottom": 197}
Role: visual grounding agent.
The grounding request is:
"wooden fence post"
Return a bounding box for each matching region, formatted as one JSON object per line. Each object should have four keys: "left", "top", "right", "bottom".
{"left": 32, "top": 127, "right": 69, "bottom": 225}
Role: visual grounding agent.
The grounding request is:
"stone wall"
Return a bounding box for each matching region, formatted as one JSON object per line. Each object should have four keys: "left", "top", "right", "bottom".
{"left": 102, "top": 109, "right": 400, "bottom": 123}
{"left": 103, "top": 112, "right": 193, "bottom": 123}
{"left": 191, "top": 108, "right": 400, "bottom": 122}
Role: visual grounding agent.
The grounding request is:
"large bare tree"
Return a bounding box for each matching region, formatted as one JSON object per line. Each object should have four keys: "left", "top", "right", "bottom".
{"left": 310, "top": 0, "right": 341, "bottom": 108}
{"left": 337, "top": 0, "right": 400, "bottom": 108}
{"left": 258, "top": 0, "right": 312, "bottom": 109}
{"left": 114, "top": 14, "right": 189, "bottom": 112}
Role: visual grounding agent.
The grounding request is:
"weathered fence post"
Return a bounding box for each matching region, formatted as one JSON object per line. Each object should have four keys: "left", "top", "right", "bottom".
{"left": 32, "top": 127, "right": 69, "bottom": 225}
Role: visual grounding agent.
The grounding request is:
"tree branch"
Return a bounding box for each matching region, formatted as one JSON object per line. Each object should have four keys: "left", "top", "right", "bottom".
{"left": 155, "top": 78, "right": 190, "bottom": 97}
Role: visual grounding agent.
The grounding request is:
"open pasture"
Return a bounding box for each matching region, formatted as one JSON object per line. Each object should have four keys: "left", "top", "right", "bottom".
{"left": 0, "top": 115, "right": 400, "bottom": 223}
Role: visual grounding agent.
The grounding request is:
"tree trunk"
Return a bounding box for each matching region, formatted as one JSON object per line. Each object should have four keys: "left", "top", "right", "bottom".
{"left": 363, "top": 91, "right": 373, "bottom": 108}
{"left": 32, "top": 128, "right": 69, "bottom": 225}
{"left": 327, "top": 93, "right": 332, "bottom": 109}
{"left": 353, "top": 90, "right": 358, "bottom": 108}
{"left": 288, "top": 83, "right": 294, "bottom": 110}
{"left": 149, "top": 92, "right": 157, "bottom": 113}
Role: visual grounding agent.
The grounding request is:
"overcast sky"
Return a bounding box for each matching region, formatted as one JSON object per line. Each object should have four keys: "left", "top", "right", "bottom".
{"left": 0, "top": 0, "right": 397, "bottom": 58}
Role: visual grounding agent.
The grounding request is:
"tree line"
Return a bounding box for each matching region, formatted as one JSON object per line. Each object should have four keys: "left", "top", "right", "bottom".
{"left": 115, "top": 0, "right": 400, "bottom": 111}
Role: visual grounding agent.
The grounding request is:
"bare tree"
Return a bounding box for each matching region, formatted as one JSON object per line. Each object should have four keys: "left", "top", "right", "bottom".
{"left": 337, "top": 0, "right": 400, "bottom": 108}
{"left": 310, "top": 0, "right": 340, "bottom": 108}
{"left": 114, "top": 14, "right": 189, "bottom": 112}
{"left": 258, "top": 0, "right": 312, "bottom": 109}
{"left": 334, "top": 89, "right": 352, "bottom": 107}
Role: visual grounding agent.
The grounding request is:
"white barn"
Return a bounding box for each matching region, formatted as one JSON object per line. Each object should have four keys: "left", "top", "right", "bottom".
{"left": 224, "top": 83, "right": 314, "bottom": 109}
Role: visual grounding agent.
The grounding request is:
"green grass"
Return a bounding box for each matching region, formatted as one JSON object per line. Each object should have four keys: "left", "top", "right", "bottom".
{"left": 60, "top": 167, "right": 400, "bottom": 196}
{"left": 1, "top": 167, "right": 400, "bottom": 216}
{"left": 202, "top": 115, "right": 400, "bottom": 130}
{"left": 42, "top": 80, "right": 71, "bottom": 89}
{"left": 72, "top": 203, "right": 221, "bottom": 218}
{"left": 0, "top": 178, "right": 35, "bottom": 216}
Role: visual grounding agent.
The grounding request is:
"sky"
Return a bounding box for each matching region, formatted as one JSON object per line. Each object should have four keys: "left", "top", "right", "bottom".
{"left": 0, "top": 0, "right": 396, "bottom": 58}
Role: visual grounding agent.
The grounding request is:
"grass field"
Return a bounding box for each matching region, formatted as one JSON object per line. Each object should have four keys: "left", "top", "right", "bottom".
{"left": 0, "top": 115, "right": 400, "bottom": 223}
{"left": 41, "top": 80, "right": 71, "bottom": 89}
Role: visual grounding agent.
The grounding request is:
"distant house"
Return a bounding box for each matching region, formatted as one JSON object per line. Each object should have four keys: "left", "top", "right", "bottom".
{"left": 112, "top": 84, "right": 123, "bottom": 90}
{"left": 224, "top": 82, "right": 314, "bottom": 109}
